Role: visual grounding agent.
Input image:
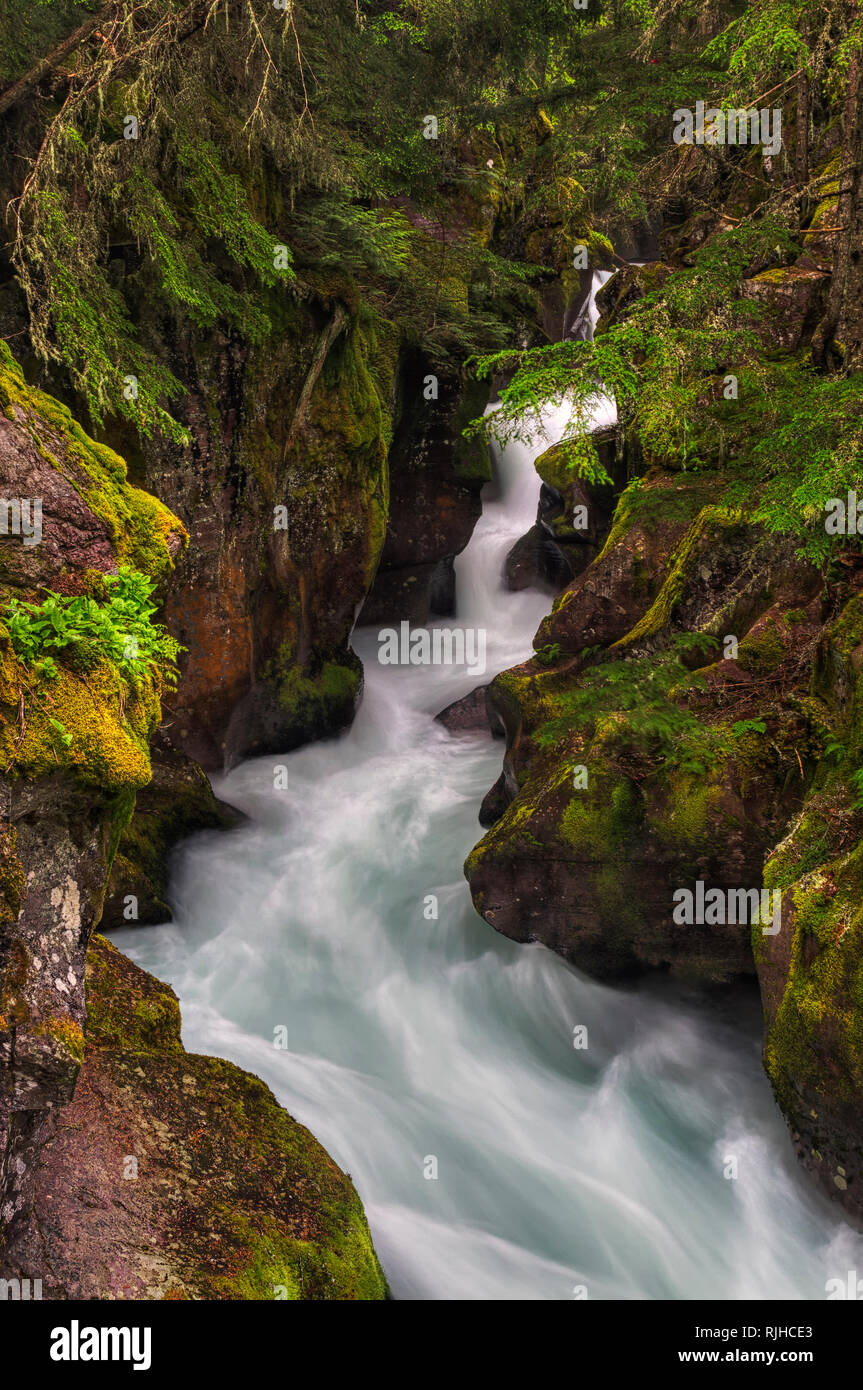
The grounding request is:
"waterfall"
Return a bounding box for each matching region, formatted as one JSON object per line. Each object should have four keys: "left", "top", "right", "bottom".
{"left": 114, "top": 271, "right": 863, "bottom": 1300}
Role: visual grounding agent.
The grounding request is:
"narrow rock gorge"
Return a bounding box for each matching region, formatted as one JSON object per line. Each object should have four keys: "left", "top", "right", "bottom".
{"left": 1, "top": 0, "right": 863, "bottom": 1312}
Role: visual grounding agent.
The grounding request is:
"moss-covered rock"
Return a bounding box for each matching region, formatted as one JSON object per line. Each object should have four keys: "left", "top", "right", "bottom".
{"left": 466, "top": 471, "right": 823, "bottom": 981}
{"left": 740, "top": 265, "right": 829, "bottom": 353}
{"left": 103, "top": 743, "right": 242, "bottom": 928}
{"left": 1, "top": 936, "right": 388, "bottom": 1300}
{"left": 0, "top": 358, "right": 186, "bottom": 1253}
{"left": 0, "top": 340, "right": 186, "bottom": 588}
{"left": 754, "top": 585, "right": 863, "bottom": 1223}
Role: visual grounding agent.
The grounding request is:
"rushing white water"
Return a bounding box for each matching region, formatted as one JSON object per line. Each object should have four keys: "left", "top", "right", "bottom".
{"left": 114, "top": 274, "right": 863, "bottom": 1300}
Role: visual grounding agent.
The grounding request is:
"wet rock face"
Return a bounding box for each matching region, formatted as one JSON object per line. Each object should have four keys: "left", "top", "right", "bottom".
{"left": 0, "top": 774, "right": 111, "bottom": 1239}
{"left": 741, "top": 266, "right": 829, "bottom": 352}
{"left": 465, "top": 476, "right": 823, "bottom": 984}
{"left": 0, "top": 355, "right": 184, "bottom": 1237}
{"left": 504, "top": 523, "right": 571, "bottom": 593}
{"left": 101, "top": 740, "right": 242, "bottom": 930}
{"left": 126, "top": 304, "right": 398, "bottom": 772}
{"left": 1, "top": 937, "right": 388, "bottom": 1299}
{"left": 360, "top": 362, "right": 490, "bottom": 628}
{"left": 751, "top": 592, "right": 863, "bottom": 1226}
{"left": 757, "top": 871, "right": 863, "bottom": 1227}
{"left": 435, "top": 683, "right": 491, "bottom": 733}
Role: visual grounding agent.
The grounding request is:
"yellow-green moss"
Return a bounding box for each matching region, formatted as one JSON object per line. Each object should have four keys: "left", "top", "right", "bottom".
{"left": 649, "top": 777, "right": 720, "bottom": 849}
{"left": 559, "top": 772, "right": 641, "bottom": 856}
{"left": 612, "top": 505, "right": 742, "bottom": 649}
{"left": 0, "top": 341, "right": 186, "bottom": 578}
{"left": 34, "top": 1016, "right": 86, "bottom": 1065}
{"left": 761, "top": 842, "right": 863, "bottom": 1107}
{"left": 804, "top": 152, "right": 841, "bottom": 241}
{"left": 736, "top": 623, "right": 786, "bottom": 676}
{"left": 0, "top": 631, "right": 158, "bottom": 790}
{"left": 271, "top": 652, "right": 361, "bottom": 724}
{"left": 85, "top": 933, "right": 184, "bottom": 1053}
{"left": 209, "top": 1202, "right": 387, "bottom": 1302}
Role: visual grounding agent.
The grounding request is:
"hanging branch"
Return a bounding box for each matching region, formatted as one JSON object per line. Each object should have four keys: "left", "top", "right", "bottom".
{"left": 0, "top": 6, "right": 116, "bottom": 120}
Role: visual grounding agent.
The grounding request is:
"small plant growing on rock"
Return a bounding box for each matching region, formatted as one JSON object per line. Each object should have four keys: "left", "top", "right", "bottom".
{"left": 6, "top": 567, "right": 183, "bottom": 691}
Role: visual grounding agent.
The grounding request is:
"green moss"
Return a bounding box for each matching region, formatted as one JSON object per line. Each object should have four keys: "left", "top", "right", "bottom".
{"left": 209, "top": 1201, "right": 387, "bottom": 1302}
{"left": 649, "top": 777, "right": 718, "bottom": 849}
{"left": 581, "top": 230, "right": 615, "bottom": 267}
{"left": 825, "top": 593, "right": 863, "bottom": 658}
{"left": 761, "top": 842, "right": 863, "bottom": 1108}
{"left": 0, "top": 342, "right": 186, "bottom": 578}
{"left": 612, "top": 505, "right": 742, "bottom": 649}
{"left": 0, "top": 634, "right": 158, "bottom": 790}
{"left": 737, "top": 623, "right": 785, "bottom": 676}
{"left": 765, "top": 797, "right": 838, "bottom": 893}
{"left": 804, "top": 153, "right": 842, "bottom": 240}
{"left": 751, "top": 266, "right": 798, "bottom": 286}
{"left": 85, "top": 934, "right": 184, "bottom": 1053}
{"left": 595, "top": 476, "right": 718, "bottom": 568}
{"left": 273, "top": 654, "right": 361, "bottom": 722}
{"left": 534, "top": 440, "right": 576, "bottom": 496}
{"left": 559, "top": 773, "right": 642, "bottom": 857}
{"left": 288, "top": 307, "right": 398, "bottom": 592}
{"left": 0, "top": 355, "right": 186, "bottom": 793}
{"left": 452, "top": 375, "right": 493, "bottom": 484}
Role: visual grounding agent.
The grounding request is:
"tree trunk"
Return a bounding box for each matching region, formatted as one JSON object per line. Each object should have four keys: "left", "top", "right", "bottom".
{"left": 0, "top": 1, "right": 217, "bottom": 122}
{"left": 841, "top": 93, "right": 863, "bottom": 369}
{"left": 795, "top": 70, "right": 810, "bottom": 189}
{"left": 811, "top": 53, "right": 863, "bottom": 366}
{"left": 0, "top": 8, "right": 114, "bottom": 119}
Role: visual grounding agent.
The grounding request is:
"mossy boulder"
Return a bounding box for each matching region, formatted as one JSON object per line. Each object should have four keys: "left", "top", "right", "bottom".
{"left": 594, "top": 261, "right": 672, "bottom": 328}
{"left": 522, "top": 179, "right": 615, "bottom": 274}
{"left": 466, "top": 472, "right": 823, "bottom": 981}
{"left": 530, "top": 429, "right": 624, "bottom": 585}
{"left": 754, "top": 586, "right": 863, "bottom": 1223}
{"left": 0, "top": 936, "right": 388, "bottom": 1299}
{"left": 0, "top": 340, "right": 185, "bottom": 590}
{"left": 740, "top": 265, "right": 829, "bottom": 353}
{"left": 532, "top": 475, "right": 715, "bottom": 657}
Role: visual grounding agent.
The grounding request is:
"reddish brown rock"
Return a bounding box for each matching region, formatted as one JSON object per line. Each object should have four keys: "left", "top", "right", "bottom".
{"left": 1, "top": 937, "right": 388, "bottom": 1299}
